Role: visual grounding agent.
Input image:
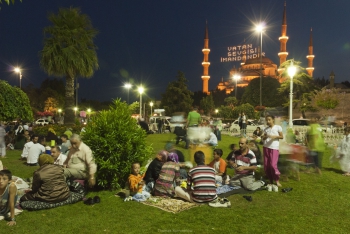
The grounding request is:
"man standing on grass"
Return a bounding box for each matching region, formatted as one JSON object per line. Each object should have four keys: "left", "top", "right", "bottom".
{"left": 228, "top": 137, "right": 265, "bottom": 191}
{"left": 186, "top": 106, "right": 201, "bottom": 128}
{"left": 63, "top": 134, "right": 97, "bottom": 188}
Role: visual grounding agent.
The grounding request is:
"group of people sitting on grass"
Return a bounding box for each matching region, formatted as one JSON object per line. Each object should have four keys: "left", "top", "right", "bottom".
{"left": 126, "top": 136, "right": 267, "bottom": 206}
{"left": 0, "top": 133, "right": 96, "bottom": 226}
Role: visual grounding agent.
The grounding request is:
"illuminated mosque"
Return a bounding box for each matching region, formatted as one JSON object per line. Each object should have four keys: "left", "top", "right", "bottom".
{"left": 200, "top": 2, "right": 315, "bottom": 94}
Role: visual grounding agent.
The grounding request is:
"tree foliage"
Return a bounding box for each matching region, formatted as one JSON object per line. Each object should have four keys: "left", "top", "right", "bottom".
{"left": 82, "top": 99, "right": 153, "bottom": 190}
{"left": 232, "top": 103, "right": 257, "bottom": 119}
{"left": 40, "top": 7, "right": 99, "bottom": 125}
{"left": 278, "top": 60, "right": 318, "bottom": 107}
{"left": 241, "top": 77, "right": 283, "bottom": 107}
{"left": 312, "top": 88, "right": 340, "bottom": 113}
{"left": 200, "top": 95, "right": 214, "bottom": 115}
{"left": 218, "top": 105, "right": 234, "bottom": 119}
{"left": 161, "top": 71, "right": 193, "bottom": 115}
{"left": 0, "top": 80, "right": 33, "bottom": 121}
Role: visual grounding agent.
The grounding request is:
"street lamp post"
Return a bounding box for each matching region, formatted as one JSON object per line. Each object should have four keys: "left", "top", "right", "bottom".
{"left": 58, "top": 109, "right": 62, "bottom": 117}
{"left": 138, "top": 86, "right": 144, "bottom": 118}
{"left": 288, "top": 60, "right": 297, "bottom": 128}
{"left": 256, "top": 23, "right": 265, "bottom": 107}
{"left": 215, "top": 109, "right": 219, "bottom": 117}
{"left": 233, "top": 74, "right": 241, "bottom": 98}
{"left": 87, "top": 108, "right": 91, "bottom": 119}
{"left": 150, "top": 102, "right": 154, "bottom": 117}
{"left": 74, "top": 107, "right": 78, "bottom": 117}
{"left": 14, "top": 67, "right": 22, "bottom": 89}
{"left": 124, "top": 83, "right": 132, "bottom": 104}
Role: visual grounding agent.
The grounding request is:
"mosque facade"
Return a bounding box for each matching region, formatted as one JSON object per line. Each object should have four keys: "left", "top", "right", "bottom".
{"left": 200, "top": 2, "right": 315, "bottom": 94}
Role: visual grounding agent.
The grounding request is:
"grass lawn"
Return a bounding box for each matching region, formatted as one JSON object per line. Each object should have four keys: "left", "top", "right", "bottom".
{"left": 1, "top": 133, "right": 350, "bottom": 234}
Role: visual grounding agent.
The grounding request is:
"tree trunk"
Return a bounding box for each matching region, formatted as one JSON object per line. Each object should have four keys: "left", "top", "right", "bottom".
{"left": 64, "top": 75, "right": 75, "bottom": 125}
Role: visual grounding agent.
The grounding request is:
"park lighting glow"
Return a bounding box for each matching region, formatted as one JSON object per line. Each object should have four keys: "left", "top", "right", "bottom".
{"left": 150, "top": 102, "right": 153, "bottom": 117}
{"left": 255, "top": 22, "right": 265, "bottom": 107}
{"left": 138, "top": 86, "right": 144, "bottom": 118}
{"left": 288, "top": 60, "right": 297, "bottom": 128}
{"left": 87, "top": 108, "right": 91, "bottom": 113}
{"left": 124, "top": 83, "right": 132, "bottom": 104}
{"left": 233, "top": 74, "right": 241, "bottom": 98}
{"left": 14, "top": 67, "right": 22, "bottom": 89}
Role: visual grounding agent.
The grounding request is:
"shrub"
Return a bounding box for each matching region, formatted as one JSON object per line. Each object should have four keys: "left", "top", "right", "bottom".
{"left": 33, "top": 124, "right": 81, "bottom": 137}
{"left": 82, "top": 99, "right": 153, "bottom": 190}
{"left": 233, "top": 103, "right": 259, "bottom": 119}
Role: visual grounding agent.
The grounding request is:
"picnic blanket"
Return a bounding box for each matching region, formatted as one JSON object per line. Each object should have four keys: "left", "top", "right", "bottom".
{"left": 141, "top": 196, "right": 200, "bottom": 214}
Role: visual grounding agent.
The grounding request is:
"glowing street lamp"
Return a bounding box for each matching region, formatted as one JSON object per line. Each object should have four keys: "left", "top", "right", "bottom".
{"left": 215, "top": 109, "right": 219, "bottom": 117}
{"left": 150, "top": 102, "right": 154, "bottom": 117}
{"left": 74, "top": 107, "right": 78, "bottom": 117}
{"left": 87, "top": 108, "right": 91, "bottom": 118}
{"left": 58, "top": 108, "right": 62, "bottom": 117}
{"left": 287, "top": 60, "right": 297, "bottom": 128}
{"left": 138, "top": 86, "right": 144, "bottom": 118}
{"left": 255, "top": 22, "right": 265, "bottom": 107}
{"left": 14, "top": 67, "right": 22, "bottom": 89}
{"left": 233, "top": 74, "right": 241, "bottom": 98}
{"left": 124, "top": 83, "right": 132, "bottom": 104}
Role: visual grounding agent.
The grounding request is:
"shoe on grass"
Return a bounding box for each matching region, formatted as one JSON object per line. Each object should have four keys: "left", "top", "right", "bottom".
{"left": 272, "top": 185, "right": 278, "bottom": 192}
{"left": 209, "top": 198, "right": 231, "bottom": 208}
{"left": 267, "top": 184, "right": 272, "bottom": 192}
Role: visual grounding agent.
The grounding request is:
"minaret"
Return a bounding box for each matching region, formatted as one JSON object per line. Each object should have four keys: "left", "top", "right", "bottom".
{"left": 330, "top": 70, "right": 335, "bottom": 88}
{"left": 201, "top": 21, "right": 210, "bottom": 94}
{"left": 306, "top": 28, "right": 315, "bottom": 77}
{"left": 278, "top": 1, "right": 289, "bottom": 74}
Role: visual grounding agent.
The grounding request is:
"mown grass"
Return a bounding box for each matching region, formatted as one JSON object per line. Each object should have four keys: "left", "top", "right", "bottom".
{"left": 1, "top": 133, "right": 350, "bottom": 234}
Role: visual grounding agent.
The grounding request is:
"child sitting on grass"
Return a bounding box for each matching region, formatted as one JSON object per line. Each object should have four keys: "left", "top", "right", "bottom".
{"left": 128, "top": 162, "right": 150, "bottom": 202}
{"left": 0, "top": 170, "right": 18, "bottom": 226}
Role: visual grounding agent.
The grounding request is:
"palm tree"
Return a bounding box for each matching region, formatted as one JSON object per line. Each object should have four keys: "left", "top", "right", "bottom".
{"left": 40, "top": 7, "right": 99, "bottom": 124}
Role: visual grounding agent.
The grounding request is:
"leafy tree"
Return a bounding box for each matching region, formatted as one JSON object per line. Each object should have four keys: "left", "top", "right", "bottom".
{"left": 200, "top": 95, "right": 215, "bottom": 115}
{"left": 224, "top": 96, "right": 238, "bottom": 108}
{"left": 0, "top": 0, "right": 19, "bottom": 4}
{"left": 278, "top": 60, "right": 318, "bottom": 107}
{"left": 232, "top": 103, "right": 257, "bottom": 119}
{"left": 192, "top": 91, "right": 207, "bottom": 107}
{"left": 82, "top": 99, "right": 153, "bottom": 189}
{"left": 40, "top": 8, "right": 99, "bottom": 124}
{"left": 311, "top": 88, "right": 340, "bottom": 115}
{"left": 0, "top": 80, "right": 33, "bottom": 121}
{"left": 211, "top": 89, "right": 227, "bottom": 107}
{"left": 241, "top": 77, "right": 283, "bottom": 107}
{"left": 161, "top": 71, "right": 193, "bottom": 115}
{"left": 128, "top": 101, "right": 139, "bottom": 115}
{"left": 218, "top": 105, "right": 234, "bottom": 119}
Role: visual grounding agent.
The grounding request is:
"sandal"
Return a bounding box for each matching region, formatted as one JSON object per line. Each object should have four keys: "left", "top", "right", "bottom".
{"left": 342, "top": 173, "right": 350, "bottom": 176}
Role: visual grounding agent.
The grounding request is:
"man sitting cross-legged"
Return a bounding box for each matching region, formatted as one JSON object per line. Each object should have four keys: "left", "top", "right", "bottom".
{"left": 174, "top": 151, "right": 217, "bottom": 203}
{"left": 63, "top": 134, "right": 97, "bottom": 188}
{"left": 228, "top": 137, "right": 265, "bottom": 191}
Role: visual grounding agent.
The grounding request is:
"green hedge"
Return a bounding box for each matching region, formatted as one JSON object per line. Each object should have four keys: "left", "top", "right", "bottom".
{"left": 32, "top": 124, "right": 82, "bottom": 137}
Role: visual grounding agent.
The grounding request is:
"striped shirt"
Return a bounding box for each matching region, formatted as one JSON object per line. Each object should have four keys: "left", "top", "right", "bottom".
{"left": 233, "top": 149, "right": 256, "bottom": 175}
{"left": 188, "top": 165, "right": 217, "bottom": 203}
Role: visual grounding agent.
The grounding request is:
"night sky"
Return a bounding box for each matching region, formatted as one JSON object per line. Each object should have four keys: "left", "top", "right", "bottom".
{"left": 0, "top": 0, "right": 349, "bottom": 103}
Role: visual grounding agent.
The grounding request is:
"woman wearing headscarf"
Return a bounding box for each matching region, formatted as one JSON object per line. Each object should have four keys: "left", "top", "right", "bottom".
{"left": 144, "top": 150, "right": 168, "bottom": 193}
{"left": 154, "top": 152, "right": 181, "bottom": 197}
{"left": 20, "top": 154, "right": 70, "bottom": 203}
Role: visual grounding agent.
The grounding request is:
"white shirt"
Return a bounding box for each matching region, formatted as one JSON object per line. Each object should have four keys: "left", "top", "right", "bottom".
{"left": 242, "top": 115, "right": 246, "bottom": 124}
{"left": 27, "top": 143, "right": 45, "bottom": 164}
{"left": 54, "top": 153, "right": 67, "bottom": 166}
{"left": 206, "top": 132, "right": 218, "bottom": 146}
{"left": 263, "top": 125, "right": 282, "bottom": 150}
{"left": 21, "top": 141, "right": 34, "bottom": 158}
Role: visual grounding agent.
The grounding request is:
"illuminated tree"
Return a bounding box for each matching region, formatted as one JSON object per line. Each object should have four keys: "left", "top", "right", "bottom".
{"left": 200, "top": 95, "right": 215, "bottom": 115}
{"left": 40, "top": 8, "right": 99, "bottom": 124}
{"left": 0, "top": 80, "right": 33, "bottom": 121}
{"left": 161, "top": 71, "right": 193, "bottom": 115}
{"left": 311, "top": 88, "right": 340, "bottom": 115}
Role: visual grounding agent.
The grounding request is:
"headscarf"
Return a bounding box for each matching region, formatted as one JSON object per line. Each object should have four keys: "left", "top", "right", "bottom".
{"left": 38, "top": 154, "right": 54, "bottom": 166}
{"left": 168, "top": 152, "right": 179, "bottom": 163}
{"left": 165, "top": 142, "right": 174, "bottom": 152}
{"left": 157, "top": 150, "right": 168, "bottom": 162}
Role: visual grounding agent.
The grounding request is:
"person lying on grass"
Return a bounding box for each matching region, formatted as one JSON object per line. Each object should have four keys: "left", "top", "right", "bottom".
{"left": 174, "top": 151, "right": 217, "bottom": 203}
{"left": 228, "top": 137, "right": 265, "bottom": 191}
{"left": 0, "top": 170, "right": 17, "bottom": 226}
{"left": 154, "top": 153, "right": 181, "bottom": 197}
{"left": 20, "top": 154, "right": 70, "bottom": 204}
{"left": 143, "top": 150, "right": 168, "bottom": 193}
{"left": 128, "top": 162, "right": 150, "bottom": 202}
